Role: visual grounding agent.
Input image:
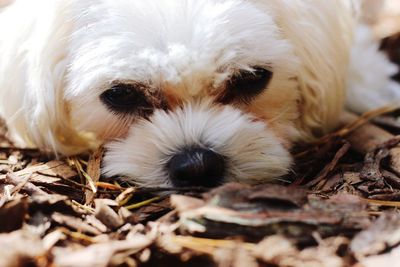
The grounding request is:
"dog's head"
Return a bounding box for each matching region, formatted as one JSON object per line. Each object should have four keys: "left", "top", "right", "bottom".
{"left": 0, "top": 0, "right": 355, "bottom": 186}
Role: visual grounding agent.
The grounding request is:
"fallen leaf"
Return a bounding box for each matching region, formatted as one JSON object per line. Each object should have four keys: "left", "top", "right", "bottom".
{"left": 0, "top": 196, "right": 28, "bottom": 232}
{"left": 85, "top": 147, "right": 104, "bottom": 204}
{"left": 53, "top": 234, "right": 152, "bottom": 267}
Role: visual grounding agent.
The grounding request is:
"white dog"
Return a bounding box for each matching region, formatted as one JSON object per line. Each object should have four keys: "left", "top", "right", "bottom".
{"left": 0, "top": 0, "right": 399, "bottom": 187}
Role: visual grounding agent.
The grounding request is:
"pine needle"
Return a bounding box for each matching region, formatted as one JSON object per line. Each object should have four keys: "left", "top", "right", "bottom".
{"left": 363, "top": 198, "right": 400, "bottom": 207}
{"left": 124, "top": 197, "right": 160, "bottom": 210}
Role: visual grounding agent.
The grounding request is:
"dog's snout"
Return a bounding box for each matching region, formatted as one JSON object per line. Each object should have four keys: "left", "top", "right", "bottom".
{"left": 167, "top": 147, "right": 225, "bottom": 187}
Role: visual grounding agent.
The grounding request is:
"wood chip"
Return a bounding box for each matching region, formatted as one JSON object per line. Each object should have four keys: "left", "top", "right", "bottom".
{"left": 51, "top": 212, "right": 102, "bottom": 235}
{"left": 351, "top": 213, "right": 400, "bottom": 258}
{"left": 94, "top": 199, "right": 124, "bottom": 230}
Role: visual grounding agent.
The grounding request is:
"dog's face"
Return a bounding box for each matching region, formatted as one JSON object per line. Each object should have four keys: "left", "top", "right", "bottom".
{"left": 65, "top": 0, "right": 301, "bottom": 186}
{"left": 0, "top": 0, "right": 353, "bottom": 187}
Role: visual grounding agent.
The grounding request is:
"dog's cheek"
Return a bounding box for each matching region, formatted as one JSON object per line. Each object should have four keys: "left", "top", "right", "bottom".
{"left": 243, "top": 95, "right": 302, "bottom": 146}
{"left": 67, "top": 97, "right": 132, "bottom": 141}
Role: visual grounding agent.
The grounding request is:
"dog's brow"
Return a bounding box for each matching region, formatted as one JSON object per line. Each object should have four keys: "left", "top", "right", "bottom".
{"left": 217, "top": 67, "right": 273, "bottom": 104}
{"left": 101, "top": 82, "right": 169, "bottom": 117}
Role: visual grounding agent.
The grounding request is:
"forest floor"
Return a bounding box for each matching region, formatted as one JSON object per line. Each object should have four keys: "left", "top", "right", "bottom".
{"left": 3, "top": 104, "right": 400, "bottom": 267}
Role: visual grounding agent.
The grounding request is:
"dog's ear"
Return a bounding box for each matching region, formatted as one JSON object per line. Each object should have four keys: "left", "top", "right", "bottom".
{"left": 0, "top": 0, "right": 96, "bottom": 155}
{"left": 269, "top": 0, "right": 357, "bottom": 139}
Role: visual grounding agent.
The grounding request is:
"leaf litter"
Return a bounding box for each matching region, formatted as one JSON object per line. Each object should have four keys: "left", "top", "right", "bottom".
{"left": 1, "top": 106, "right": 400, "bottom": 267}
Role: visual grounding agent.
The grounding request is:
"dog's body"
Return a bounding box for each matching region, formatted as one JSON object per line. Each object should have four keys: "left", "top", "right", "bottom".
{"left": 0, "top": 0, "right": 399, "bottom": 187}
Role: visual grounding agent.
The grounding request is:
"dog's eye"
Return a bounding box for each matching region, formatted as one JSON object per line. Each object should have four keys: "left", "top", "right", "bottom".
{"left": 100, "top": 83, "right": 152, "bottom": 115}
{"left": 221, "top": 67, "right": 273, "bottom": 103}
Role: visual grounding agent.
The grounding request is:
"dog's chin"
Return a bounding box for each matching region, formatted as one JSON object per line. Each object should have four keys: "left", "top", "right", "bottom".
{"left": 102, "top": 101, "right": 292, "bottom": 188}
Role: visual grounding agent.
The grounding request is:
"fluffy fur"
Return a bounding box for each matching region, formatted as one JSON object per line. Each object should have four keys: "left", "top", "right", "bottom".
{"left": 104, "top": 100, "right": 292, "bottom": 186}
{"left": 346, "top": 24, "right": 400, "bottom": 113}
{"left": 0, "top": 0, "right": 399, "bottom": 186}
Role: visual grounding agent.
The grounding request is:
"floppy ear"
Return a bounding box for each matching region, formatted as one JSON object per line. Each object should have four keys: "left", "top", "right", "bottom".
{"left": 263, "top": 0, "right": 357, "bottom": 139}
{"left": 0, "top": 0, "right": 96, "bottom": 155}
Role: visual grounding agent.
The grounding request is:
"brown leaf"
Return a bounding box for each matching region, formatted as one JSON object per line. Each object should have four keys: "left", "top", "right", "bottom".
{"left": 247, "top": 184, "right": 308, "bottom": 208}
{"left": 204, "top": 183, "right": 307, "bottom": 211}
{"left": 85, "top": 147, "right": 104, "bottom": 204}
{"left": 0, "top": 160, "right": 77, "bottom": 181}
{"left": 36, "top": 160, "right": 78, "bottom": 180}
{"left": 0, "top": 196, "right": 28, "bottom": 232}
{"left": 175, "top": 184, "right": 370, "bottom": 242}
{"left": 308, "top": 194, "right": 371, "bottom": 230}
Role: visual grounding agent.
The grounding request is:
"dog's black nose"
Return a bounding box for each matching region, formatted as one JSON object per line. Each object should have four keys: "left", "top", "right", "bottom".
{"left": 167, "top": 147, "right": 225, "bottom": 187}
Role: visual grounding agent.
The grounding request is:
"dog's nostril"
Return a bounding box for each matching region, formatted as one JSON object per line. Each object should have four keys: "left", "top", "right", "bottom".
{"left": 167, "top": 148, "right": 225, "bottom": 187}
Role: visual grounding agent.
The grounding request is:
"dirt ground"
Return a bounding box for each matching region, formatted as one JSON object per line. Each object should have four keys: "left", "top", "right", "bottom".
{"left": 2, "top": 1, "right": 400, "bottom": 267}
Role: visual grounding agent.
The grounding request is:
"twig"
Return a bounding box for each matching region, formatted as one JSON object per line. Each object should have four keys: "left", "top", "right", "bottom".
{"left": 306, "top": 142, "right": 351, "bottom": 187}
{"left": 71, "top": 200, "right": 95, "bottom": 213}
{"left": 5, "top": 173, "right": 47, "bottom": 196}
{"left": 96, "top": 182, "right": 124, "bottom": 191}
{"left": 316, "top": 106, "right": 397, "bottom": 149}
{"left": 362, "top": 198, "right": 400, "bottom": 207}
{"left": 170, "top": 235, "right": 256, "bottom": 254}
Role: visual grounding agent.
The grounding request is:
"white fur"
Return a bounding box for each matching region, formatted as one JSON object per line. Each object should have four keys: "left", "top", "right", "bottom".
{"left": 0, "top": 0, "right": 398, "bottom": 186}
{"left": 0, "top": 0, "right": 96, "bottom": 154}
{"left": 65, "top": 0, "right": 298, "bottom": 140}
{"left": 103, "top": 101, "right": 291, "bottom": 186}
{"left": 347, "top": 24, "right": 400, "bottom": 113}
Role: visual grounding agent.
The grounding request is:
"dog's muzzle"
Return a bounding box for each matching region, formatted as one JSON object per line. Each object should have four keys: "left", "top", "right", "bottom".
{"left": 167, "top": 147, "right": 225, "bottom": 187}
{"left": 103, "top": 101, "right": 292, "bottom": 187}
